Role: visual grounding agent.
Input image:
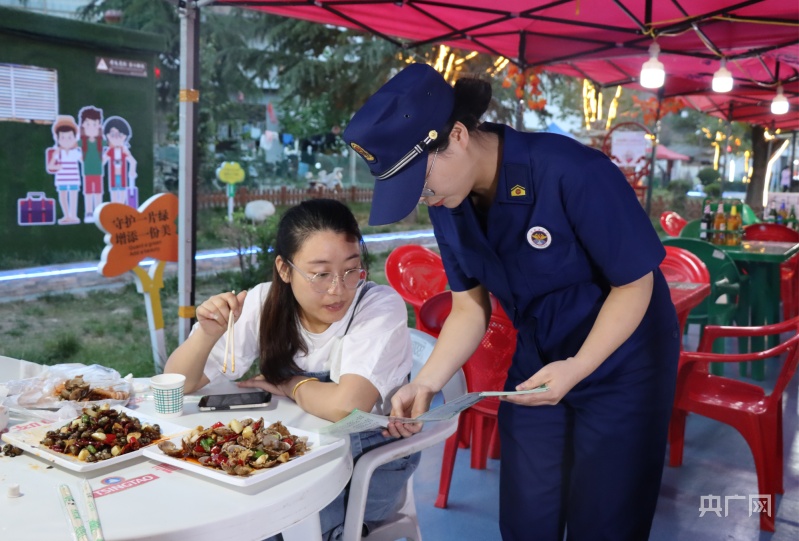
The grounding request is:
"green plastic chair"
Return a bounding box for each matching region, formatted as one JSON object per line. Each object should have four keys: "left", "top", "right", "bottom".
{"left": 662, "top": 238, "right": 751, "bottom": 375}
{"left": 742, "top": 204, "right": 761, "bottom": 226}
{"left": 679, "top": 219, "right": 703, "bottom": 239}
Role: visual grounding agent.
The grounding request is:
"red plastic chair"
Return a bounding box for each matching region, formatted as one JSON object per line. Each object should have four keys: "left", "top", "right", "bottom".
{"left": 660, "top": 210, "right": 689, "bottom": 237}
{"left": 420, "top": 291, "right": 517, "bottom": 509}
{"left": 418, "top": 290, "right": 504, "bottom": 338}
{"left": 418, "top": 291, "right": 508, "bottom": 455}
{"left": 743, "top": 223, "right": 799, "bottom": 320}
{"left": 668, "top": 316, "right": 799, "bottom": 532}
{"left": 384, "top": 245, "right": 448, "bottom": 335}
{"left": 660, "top": 246, "right": 711, "bottom": 284}
{"left": 660, "top": 246, "right": 711, "bottom": 349}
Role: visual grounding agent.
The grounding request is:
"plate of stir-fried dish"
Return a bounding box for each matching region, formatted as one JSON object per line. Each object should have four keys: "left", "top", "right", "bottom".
{"left": 142, "top": 417, "right": 345, "bottom": 487}
{"left": 1, "top": 404, "right": 184, "bottom": 472}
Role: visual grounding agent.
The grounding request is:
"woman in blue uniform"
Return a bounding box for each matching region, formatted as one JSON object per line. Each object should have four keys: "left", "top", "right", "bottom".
{"left": 343, "top": 63, "right": 680, "bottom": 541}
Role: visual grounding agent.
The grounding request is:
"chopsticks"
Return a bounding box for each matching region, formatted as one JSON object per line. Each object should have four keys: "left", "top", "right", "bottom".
{"left": 222, "top": 291, "right": 236, "bottom": 374}
{"left": 58, "top": 481, "right": 105, "bottom": 541}
{"left": 59, "top": 484, "right": 89, "bottom": 541}
{"left": 82, "top": 480, "right": 105, "bottom": 541}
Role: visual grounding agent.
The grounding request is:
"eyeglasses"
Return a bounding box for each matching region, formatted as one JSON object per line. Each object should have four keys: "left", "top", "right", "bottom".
{"left": 286, "top": 259, "right": 366, "bottom": 293}
{"left": 420, "top": 147, "right": 439, "bottom": 200}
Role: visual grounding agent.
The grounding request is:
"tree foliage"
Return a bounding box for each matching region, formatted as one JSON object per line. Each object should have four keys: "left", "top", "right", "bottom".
{"left": 74, "top": 2, "right": 765, "bottom": 201}
{"left": 237, "top": 14, "right": 402, "bottom": 139}
{"left": 78, "top": 0, "right": 180, "bottom": 115}
{"left": 697, "top": 167, "right": 721, "bottom": 186}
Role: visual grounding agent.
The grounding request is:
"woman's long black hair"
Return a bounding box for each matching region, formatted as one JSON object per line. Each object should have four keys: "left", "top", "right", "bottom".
{"left": 258, "top": 199, "right": 368, "bottom": 384}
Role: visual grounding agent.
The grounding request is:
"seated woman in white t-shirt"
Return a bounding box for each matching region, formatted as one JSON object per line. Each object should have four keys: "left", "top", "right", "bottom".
{"left": 164, "top": 198, "right": 417, "bottom": 540}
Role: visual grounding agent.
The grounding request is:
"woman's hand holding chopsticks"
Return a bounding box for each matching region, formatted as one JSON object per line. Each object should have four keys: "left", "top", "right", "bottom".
{"left": 163, "top": 289, "right": 249, "bottom": 394}
{"left": 195, "top": 290, "right": 248, "bottom": 373}
{"left": 195, "top": 290, "right": 248, "bottom": 339}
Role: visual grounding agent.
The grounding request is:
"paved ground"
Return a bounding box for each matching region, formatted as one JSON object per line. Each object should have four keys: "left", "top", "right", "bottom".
{"left": 0, "top": 230, "right": 436, "bottom": 303}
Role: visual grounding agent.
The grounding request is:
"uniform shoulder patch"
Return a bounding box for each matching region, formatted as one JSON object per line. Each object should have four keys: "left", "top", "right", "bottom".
{"left": 510, "top": 184, "right": 526, "bottom": 197}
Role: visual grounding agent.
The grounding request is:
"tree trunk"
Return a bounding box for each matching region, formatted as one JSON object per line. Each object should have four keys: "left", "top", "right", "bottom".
{"left": 746, "top": 125, "right": 768, "bottom": 215}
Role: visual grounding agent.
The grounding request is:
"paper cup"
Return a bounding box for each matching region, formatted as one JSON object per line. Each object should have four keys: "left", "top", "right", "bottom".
{"left": 150, "top": 374, "right": 186, "bottom": 417}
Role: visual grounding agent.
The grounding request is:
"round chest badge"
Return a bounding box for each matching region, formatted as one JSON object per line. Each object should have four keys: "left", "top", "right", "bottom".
{"left": 527, "top": 226, "right": 552, "bottom": 249}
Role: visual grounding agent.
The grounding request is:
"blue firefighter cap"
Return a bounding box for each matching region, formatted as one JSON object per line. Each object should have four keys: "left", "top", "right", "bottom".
{"left": 343, "top": 64, "right": 454, "bottom": 225}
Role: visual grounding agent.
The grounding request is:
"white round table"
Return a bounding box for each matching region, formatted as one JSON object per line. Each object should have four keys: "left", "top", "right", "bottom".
{"left": 0, "top": 359, "right": 352, "bottom": 541}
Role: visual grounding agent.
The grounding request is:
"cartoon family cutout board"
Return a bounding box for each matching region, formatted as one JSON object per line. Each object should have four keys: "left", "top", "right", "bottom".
{"left": 17, "top": 105, "right": 138, "bottom": 227}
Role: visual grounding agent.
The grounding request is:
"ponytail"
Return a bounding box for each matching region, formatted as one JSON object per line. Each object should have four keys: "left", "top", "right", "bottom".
{"left": 430, "top": 76, "right": 492, "bottom": 151}
{"left": 451, "top": 77, "right": 492, "bottom": 131}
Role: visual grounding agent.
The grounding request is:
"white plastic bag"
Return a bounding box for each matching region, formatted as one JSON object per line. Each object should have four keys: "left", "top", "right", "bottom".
{"left": 2, "top": 363, "right": 131, "bottom": 410}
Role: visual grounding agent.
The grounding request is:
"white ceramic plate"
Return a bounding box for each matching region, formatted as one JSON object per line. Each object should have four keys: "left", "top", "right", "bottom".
{"left": 142, "top": 419, "right": 345, "bottom": 487}
{"left": 1, "top": 406, "right": 187, "bottom": 473}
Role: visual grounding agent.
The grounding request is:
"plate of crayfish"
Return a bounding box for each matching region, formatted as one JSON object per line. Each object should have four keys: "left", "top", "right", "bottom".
{"left": 142, "top": 417, "right": 345, "bottom": 487}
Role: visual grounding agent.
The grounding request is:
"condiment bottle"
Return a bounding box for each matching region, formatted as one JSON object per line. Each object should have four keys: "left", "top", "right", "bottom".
{"left": 713, "top": 202, "right": 727, "bottom": 245}
{"left": 699, "top": 204, "right": 712, "bottom": 241}
{"left": 726, "top": 204, "right": 741, "bottom": 246}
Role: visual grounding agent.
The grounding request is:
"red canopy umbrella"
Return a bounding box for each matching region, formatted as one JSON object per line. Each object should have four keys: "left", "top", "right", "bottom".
{"left": 213, "top": 0, "right": 799, "bottom": 129}
{"left": 656, "top": 145, "right": 690, "bottom": 161}
{"left": 174, "top": 1, "right": 798, "bottom": 340}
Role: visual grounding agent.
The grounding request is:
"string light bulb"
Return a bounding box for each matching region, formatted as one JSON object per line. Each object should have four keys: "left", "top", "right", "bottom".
{"left": 712, "top": 59, "right": 733, "bottom": 93}
{"left": 771, "top": 85, "right": 789, "bottom": 115}
{"left": 640, "top": 42, "right": 665, "bottom": 89}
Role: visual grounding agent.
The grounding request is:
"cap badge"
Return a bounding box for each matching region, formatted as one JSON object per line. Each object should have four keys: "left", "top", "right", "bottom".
{"left": 510, "top": 185, "right": 526, "bottom": 197}
{"left": 527, "top": 226, "right": 551, "bottom": 249}
{"left": 350, "top": 142, "right": 375, "bottom": 162}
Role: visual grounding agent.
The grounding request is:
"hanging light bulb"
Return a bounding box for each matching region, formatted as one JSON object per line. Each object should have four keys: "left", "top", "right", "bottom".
{"left": 712, "top": 59, "right": 733, "bottom": 93}
{"left": 771, "top": 85, "right": 789, "bottom": 115}
{"left": 640, "top": 42, "right": 665, "bottom": 89}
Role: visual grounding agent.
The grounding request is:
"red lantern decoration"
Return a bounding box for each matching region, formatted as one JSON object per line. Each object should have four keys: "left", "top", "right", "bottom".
{"left": 503, "top": 66, "right": 546, "bottom": 111}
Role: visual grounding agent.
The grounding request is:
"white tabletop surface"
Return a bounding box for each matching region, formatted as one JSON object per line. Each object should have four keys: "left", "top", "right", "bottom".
{"left": 0, "top": 359, "right": 353, "bottom": 541}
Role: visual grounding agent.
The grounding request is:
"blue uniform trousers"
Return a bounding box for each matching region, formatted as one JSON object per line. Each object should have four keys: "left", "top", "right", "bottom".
{"left": 498, "top": 323, "right": 679, "bottom": 541}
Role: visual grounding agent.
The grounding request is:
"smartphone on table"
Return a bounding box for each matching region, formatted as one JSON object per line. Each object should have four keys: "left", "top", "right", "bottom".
{"left": 198, "top": 391, "right": 271, "bottom": 411}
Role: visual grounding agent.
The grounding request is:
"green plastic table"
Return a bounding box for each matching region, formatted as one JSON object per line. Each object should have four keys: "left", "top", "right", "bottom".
{"left": 715, "top": 240, "right": 799, "bottom": 379}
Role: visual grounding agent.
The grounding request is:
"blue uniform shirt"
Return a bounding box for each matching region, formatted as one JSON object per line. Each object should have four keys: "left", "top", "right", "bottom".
{"left": 429, "top": 124, "right": 677, "bottom": 386}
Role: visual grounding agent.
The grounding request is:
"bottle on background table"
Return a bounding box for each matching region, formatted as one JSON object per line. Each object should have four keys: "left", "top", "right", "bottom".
{"left": 788, "top": 205, "right": 798, "bottom": 232}
{"left": 700, "top": 203, "right": 712, "bottom": 241}
{"left": 778, "top": 200, "right": 788, "bottom": 224}
{"left": 713, "top": 202, "right": 727, "bottom": 245}
{"left": 726, "top": 204, "right": 741, "bottom": 246}
{"left": 767, "top": 201, "right": 778, "bottom": 224}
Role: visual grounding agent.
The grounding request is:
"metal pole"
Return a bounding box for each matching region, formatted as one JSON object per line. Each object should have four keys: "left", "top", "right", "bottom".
{"left": 791, "top": 131, "right": 797, "bottom": 190}
{"left": 720, "top": 104, "right": 733, "bottom": 182}
{"left": 177, "top": 1, "right": 200, "bottom": 344}
{"left": 515, "top": 32, "right": 526, "bottom": 131}
{"left": 349, "top": 148, "right": 357, "bottom": 186}
{"left": 645, "top": 87, "right": 664, "bottom": 216}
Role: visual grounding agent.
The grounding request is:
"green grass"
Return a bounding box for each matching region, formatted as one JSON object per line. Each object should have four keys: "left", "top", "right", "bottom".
{"left": 0, "top": 199, "right": 425, "bottom": 377}
{"left": 0, "top": 249, "right": 415, "bottom": 379}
